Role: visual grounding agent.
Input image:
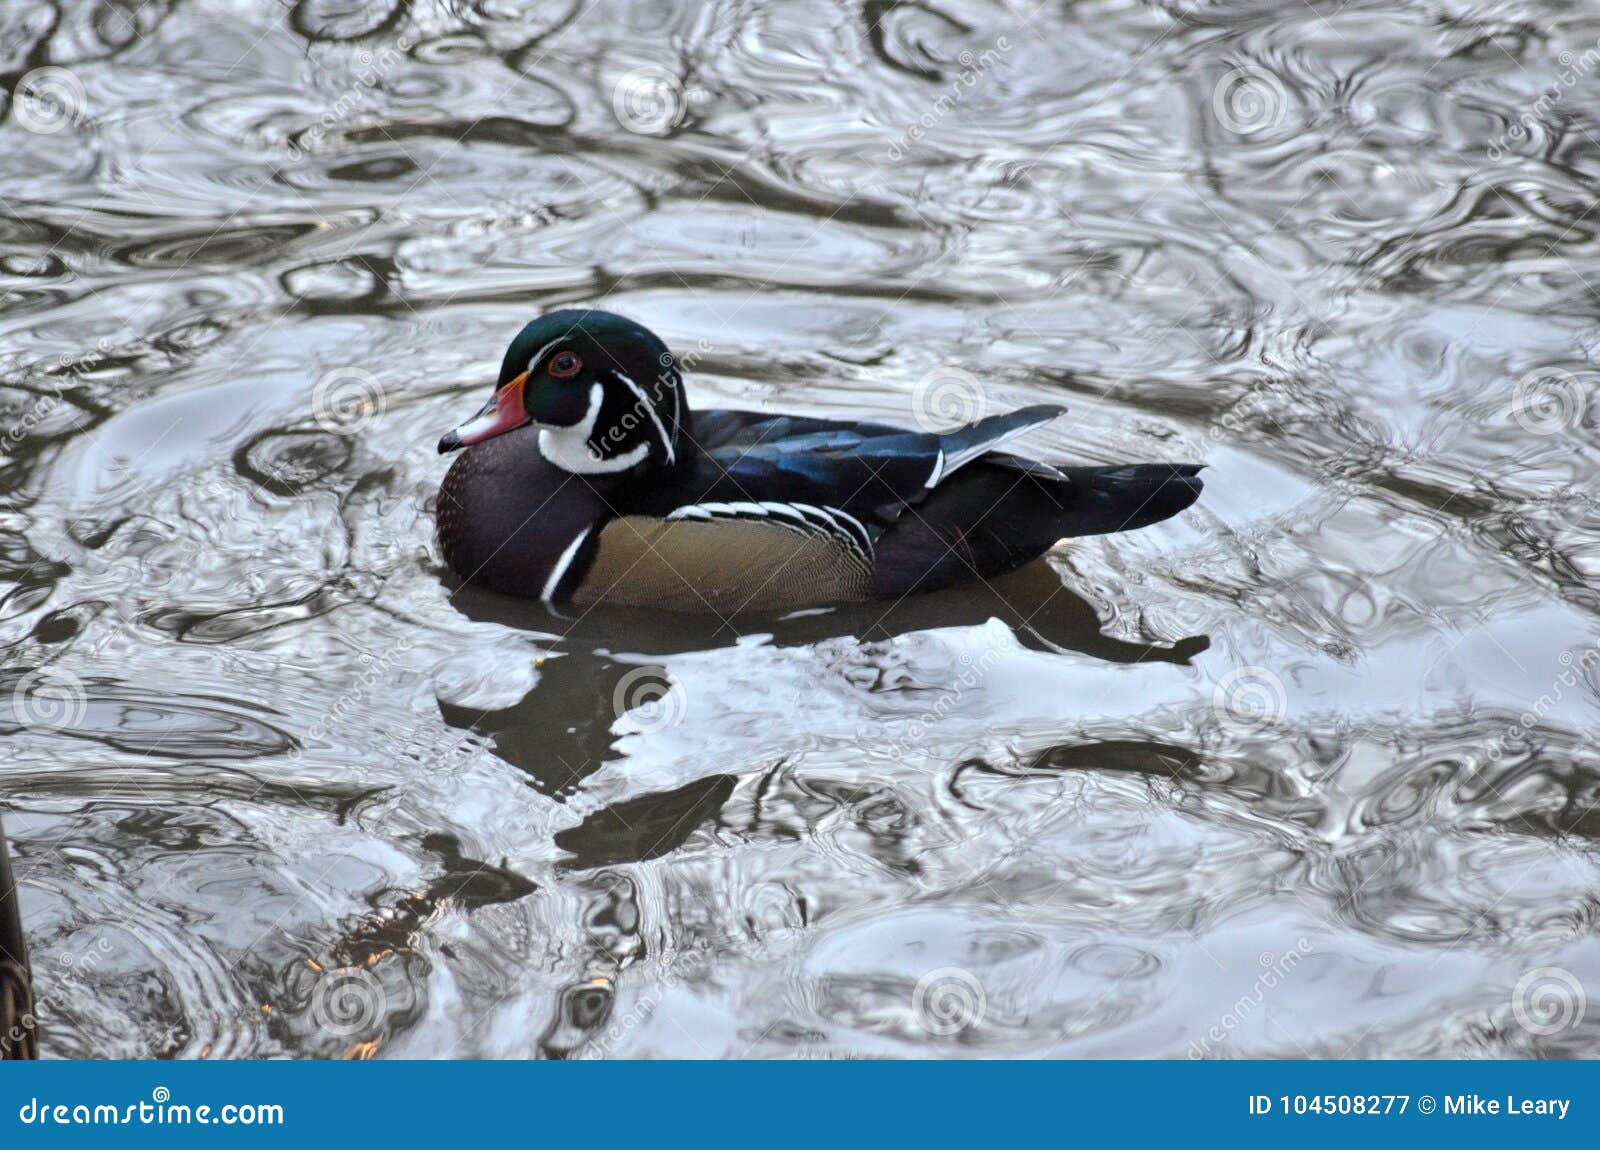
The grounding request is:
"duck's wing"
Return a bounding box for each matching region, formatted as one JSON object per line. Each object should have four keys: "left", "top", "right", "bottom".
{"left": 563, "top": 406, "right": 1066, "bottom": 613}
{"left": 674, "top": 405, "right": 1067, "bottom": 528}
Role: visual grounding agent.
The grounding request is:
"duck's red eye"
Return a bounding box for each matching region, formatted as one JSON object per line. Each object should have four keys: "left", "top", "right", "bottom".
{"left": 548, "top": 351, "right": 582, "bottom": 379}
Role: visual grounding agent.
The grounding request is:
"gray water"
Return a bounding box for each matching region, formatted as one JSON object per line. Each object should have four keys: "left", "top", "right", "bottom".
{"left": 2, "top": 0, "right": 1599, "bottom": 1058}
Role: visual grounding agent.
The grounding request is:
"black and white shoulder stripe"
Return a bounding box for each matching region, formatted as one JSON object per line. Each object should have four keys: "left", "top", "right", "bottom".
{"left": 541, "top": 526, "right": 595, "bottom": 602}
{"left": 665, "top": 500, "right": 874, "bottom": 568}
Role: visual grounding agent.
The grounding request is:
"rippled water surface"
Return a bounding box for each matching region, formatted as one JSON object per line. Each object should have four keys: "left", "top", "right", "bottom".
{"left": 4, "top": 0, "right": 1600, "bottom": 1058}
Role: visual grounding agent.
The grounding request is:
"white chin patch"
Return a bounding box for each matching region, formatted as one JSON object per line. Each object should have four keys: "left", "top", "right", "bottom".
{"left": 537, "top": 383, "right": 650, "bottom": 474}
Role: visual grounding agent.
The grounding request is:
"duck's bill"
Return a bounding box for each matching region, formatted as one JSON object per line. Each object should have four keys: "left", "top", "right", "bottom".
{"left": 438, "top": 372, "right": 529, "bottom": 453}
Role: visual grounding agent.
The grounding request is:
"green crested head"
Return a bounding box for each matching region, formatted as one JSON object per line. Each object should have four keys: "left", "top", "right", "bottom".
{"left": 439, "top": 309, "right": 688, "bottom": 475}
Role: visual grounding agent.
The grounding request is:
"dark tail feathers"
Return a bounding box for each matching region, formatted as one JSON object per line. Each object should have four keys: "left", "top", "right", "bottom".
{"left": 1055, "top": 463, "right": 1204, "bottom": 536}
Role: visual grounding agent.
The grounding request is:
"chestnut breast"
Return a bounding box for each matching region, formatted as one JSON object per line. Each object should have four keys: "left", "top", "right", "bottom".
{"left": 436, "top": 426, "right": 610, "bottom": 597}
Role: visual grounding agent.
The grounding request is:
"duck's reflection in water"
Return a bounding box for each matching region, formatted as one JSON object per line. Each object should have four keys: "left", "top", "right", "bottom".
{"left": 442, "top": 559, "right": 1210, "bottom": 792}
{"left": 433, "top": 565, "right": 1210, "bottom": 1056}
{"left": 448, "top": 558, "right": 1207, "bottom": 663}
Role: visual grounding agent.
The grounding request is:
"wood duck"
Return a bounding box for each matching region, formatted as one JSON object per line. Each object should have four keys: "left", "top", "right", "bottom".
{"left": 436, "top": 309, "right": 1202, "bottom": 614}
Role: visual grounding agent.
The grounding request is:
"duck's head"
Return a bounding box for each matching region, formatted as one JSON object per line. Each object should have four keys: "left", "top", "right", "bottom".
{"left": 437, "top": 309, "right": 687, "bottom": 475}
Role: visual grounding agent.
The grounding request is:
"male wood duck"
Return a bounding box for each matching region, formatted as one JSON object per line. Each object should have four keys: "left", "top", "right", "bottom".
{"left": 436, "top": 309, "right": 1202, "bottom": 614}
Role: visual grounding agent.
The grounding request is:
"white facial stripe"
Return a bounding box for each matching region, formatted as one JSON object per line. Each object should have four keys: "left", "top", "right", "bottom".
{"left": 610, "top": 370, "right": 676, "bottom": 465}
{"left": 537, "top": 384, "right": 650, "bottom": 474}
{"left": 541, "top": 526, "right": 593, "bottom": 602}
{"left": 527, "top": 339, "right": 561, "bottom": 373}
{"left": 669, "top": 366, "right": 684, "bottom": 448}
